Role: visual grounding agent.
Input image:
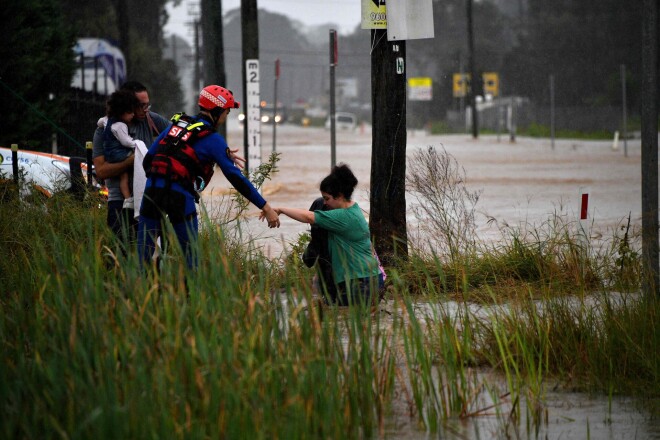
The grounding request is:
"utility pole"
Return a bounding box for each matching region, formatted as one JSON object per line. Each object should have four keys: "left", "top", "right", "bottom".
{"left": 202, "top": 0, "right": 227, "bottom": 138}
{"left": 550, "top": 74, "right": 555, "bottom": 149}
{"left": 641, "top": 0, "right": 659, "bottom": 298}
{"left": 115, "top": 0, "right": 130, "bottom": 77}
{"left": 369, "top": 28, "right": 408, "bottom": 265}
{"left": 458, "top": 52, "right": 465, "bottom": 129}
{"left": 467, "top": 0, "right": 479, "bottom": 139}
{"left": 621, "top": 64, "right": 628, "bottom": 157}
{"left": 171, "top": 35, "right": 177, "bottom": 61}
{"left": 193, "top": 20, "right": 201, "bottom": 92}
{"left": 242, "top": 0, "right": 260, "bottom": 172}
{"left": 272, "top": 58, "right": 280, "bottom": 153}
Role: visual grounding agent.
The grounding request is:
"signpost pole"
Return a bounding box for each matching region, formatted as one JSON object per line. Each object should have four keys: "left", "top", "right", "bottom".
{"left": 329, "top": 29, "right": 337, "bottom": 169}
{"left": 273, "top": 58, "right": 279, "bottom": 153}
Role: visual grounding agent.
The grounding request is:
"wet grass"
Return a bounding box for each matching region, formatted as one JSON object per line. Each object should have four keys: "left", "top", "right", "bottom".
{"left": 402, "top": 214, "right": 641, "bottom": 302}
{"left": 1, "top": 192, "right": 658, "bottom": 438}
{"left": 1, "top": 194, "right": 400, "bottom": 438}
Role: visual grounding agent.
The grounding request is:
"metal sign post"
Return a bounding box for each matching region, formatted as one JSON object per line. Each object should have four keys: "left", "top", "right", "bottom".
{"left": 621, "top": 64, "right": 628, "bottom": 157}
{"left": 273, "top": 58, "right": 280, "bottom": 153}
{"left": 329, "top": 29, "right": 337, "bottom": 170}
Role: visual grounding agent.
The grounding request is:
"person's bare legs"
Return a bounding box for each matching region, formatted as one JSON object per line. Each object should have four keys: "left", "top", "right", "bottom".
{"left": 120, "top": 171, "right": 134, "bottom": 210}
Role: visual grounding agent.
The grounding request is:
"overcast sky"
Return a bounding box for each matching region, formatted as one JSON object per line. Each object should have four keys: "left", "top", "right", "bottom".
{"left": 165, "top": 0, "right": 363, "bottom": 45}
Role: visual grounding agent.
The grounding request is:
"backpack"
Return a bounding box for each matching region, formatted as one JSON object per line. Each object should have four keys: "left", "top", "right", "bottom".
{"left": 145, "top": 113, "right": 215, "bottom": 201}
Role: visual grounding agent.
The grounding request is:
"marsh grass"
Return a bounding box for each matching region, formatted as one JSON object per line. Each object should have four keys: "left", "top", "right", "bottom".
{"left": 399, "top": 213, "right": 639, "bottom": 302}
{"left": 405, "top": 146, "right": 642, "bottom": 300}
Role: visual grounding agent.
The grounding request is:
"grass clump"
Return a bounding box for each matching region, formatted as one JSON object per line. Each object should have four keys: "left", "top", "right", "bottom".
{"left": 521, "top": 123, "right": 614, "bottom": 140}
{"left": 471, "top": 291, "right": 659, "bottom": 399}
{"left": 405, "top": 146, "right": 641, "bottom": 300}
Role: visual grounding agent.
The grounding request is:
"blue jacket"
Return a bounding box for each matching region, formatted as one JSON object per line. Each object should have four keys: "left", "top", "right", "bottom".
{"left": 144, "top": 115, "right": 266, "bottom": 217}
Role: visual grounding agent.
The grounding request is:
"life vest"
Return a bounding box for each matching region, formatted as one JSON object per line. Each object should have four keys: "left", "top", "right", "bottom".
{"left": 146, "top": 113, "right": 215, "bottom": 200}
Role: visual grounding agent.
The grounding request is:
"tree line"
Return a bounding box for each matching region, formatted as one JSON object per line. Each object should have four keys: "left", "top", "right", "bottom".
{"left": 0, "top": 0, "right": 183, "bottom": 151}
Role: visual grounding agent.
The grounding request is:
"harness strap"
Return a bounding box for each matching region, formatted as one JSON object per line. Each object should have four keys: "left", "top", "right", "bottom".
{"left": 147, "top": 113, "right": 214, "bottom": 202}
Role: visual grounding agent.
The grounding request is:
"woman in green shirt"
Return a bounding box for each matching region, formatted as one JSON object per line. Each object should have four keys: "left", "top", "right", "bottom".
{"left": 266, "top": 164, "right": 384, "bottom": 305}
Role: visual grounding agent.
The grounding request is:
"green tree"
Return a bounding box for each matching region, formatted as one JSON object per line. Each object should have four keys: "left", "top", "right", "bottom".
{"left": 124, "top": 0, "right": 184, "bottom": 116}
{"left": 0, "top": 0, "right": 76, "bottom": 148}
{"left": 61, "top": 0, "right": 184, "bottom": 117}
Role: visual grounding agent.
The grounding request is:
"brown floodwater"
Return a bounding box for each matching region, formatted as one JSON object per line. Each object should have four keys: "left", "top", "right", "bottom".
{"left": 207, "top": 121, "right": 658, "bottom": 438}
{"left": 205, "top": 119, "right": 646, "bottom": 259}
{"left": 275, "top": 293, "right": 659, "bottom": 439}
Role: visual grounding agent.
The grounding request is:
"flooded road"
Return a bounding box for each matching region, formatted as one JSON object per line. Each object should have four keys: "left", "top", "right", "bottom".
{"left": 204, "top": 120, "right": 644, "bottom": 259}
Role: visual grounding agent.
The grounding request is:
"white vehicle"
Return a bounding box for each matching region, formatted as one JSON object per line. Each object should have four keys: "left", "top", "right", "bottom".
{"left": 71, "top": 38, "right": 127, "bottom": 96}
{"left": 0, "top": 147, "right": 103, "bottom": 199}
{"left": 325, "top": 112, "right": 357, "bottom": 131}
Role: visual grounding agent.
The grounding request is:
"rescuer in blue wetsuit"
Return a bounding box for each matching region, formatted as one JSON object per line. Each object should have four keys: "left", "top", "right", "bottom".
{"left": 138, "top": 85, "right": 280, "bottom": 269}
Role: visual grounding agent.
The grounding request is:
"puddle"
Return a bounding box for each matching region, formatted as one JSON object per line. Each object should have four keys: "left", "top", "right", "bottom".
{"left": 384, "top": 389, "right": 659, "bottom": 439}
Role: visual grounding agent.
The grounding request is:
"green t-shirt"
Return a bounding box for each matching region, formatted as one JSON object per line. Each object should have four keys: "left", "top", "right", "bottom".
{"left": 314, "top": 203, "right": 379, "bottom": 284}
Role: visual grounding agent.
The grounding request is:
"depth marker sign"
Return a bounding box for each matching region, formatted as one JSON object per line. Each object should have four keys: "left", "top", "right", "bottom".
{"left": 246, "top": 59, "right": 261, "bottom": 170}
{"left": 580, "top": 193, "right": 589, "bottom": 220}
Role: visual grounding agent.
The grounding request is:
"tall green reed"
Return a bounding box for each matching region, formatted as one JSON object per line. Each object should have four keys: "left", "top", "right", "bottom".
{"left": 2, "top": 175, "right": 656, "bottom": 439}
{"left": 2, "top": 198, "right": 405, "bottom": 439}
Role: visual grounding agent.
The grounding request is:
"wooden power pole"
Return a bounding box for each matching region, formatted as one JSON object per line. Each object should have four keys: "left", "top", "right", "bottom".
{"left": 641, "top": 0, "right": 659, "bottom": 298}
{"left": 114, "top": 0, "right": 131, "bottom": 77}
{"left": 201, "top": 0, "right": 227, "bottom": 137}
{"left": 369, "top": 28, "right": 408, "bottom": 265}
{"left": 241, "top": 0, "right": 259, "bottom": 172}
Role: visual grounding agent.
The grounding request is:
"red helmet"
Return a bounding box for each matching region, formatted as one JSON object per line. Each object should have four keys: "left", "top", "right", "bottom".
{"left": 198, "top": 85, "right": 240, "bottom": 111}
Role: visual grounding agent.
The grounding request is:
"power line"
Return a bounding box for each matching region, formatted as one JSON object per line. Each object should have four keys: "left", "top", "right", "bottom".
{"left": 223, "top": 46, "right": 369, "bottom": 57}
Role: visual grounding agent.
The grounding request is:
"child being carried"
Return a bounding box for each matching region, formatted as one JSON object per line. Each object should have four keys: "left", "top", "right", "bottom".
{"left": 97, "top": 90, "right": 140, "bottom": 210}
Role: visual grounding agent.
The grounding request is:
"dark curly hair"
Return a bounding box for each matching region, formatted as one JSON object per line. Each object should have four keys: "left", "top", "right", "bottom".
{"left": 106, "top": 89, "right": 139, "bottom": 119}
{"left": 320, "top": 163, "right": 358, "bottom": 200}
{"left": 120, "top": 80, "right": 147, "bottom": 94}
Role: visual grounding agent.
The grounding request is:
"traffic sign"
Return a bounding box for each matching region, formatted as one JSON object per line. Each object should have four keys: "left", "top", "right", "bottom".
{"left": 408, "top": 77, "right": 432, "bottom": 101}
{"left": 453, "top": 73, "right": 469, "bottom": 98}
{"left": 482, "top": 72, "right": 499, "bottom": 97}
{"left": 361, "top": 0, "right": 387, "bottom": 29}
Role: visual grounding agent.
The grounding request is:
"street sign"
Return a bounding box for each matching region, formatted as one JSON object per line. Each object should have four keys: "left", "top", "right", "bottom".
{"left": 482, "top": 72, "right": 499, "bottom": 97}
{"left": 408, "top": 77, "right": 432, "bottom": 101}
{"left": 361, "top": 0, "right": 387, "bottom": 29}
{"left": 246, "top": 59, "right": 261, "bottom": 170}
{"left": 387, "top": 0, "right": 434, "bottom": 41}
{"left": 453, "top": 73, "right": 469, "bottom": 98}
